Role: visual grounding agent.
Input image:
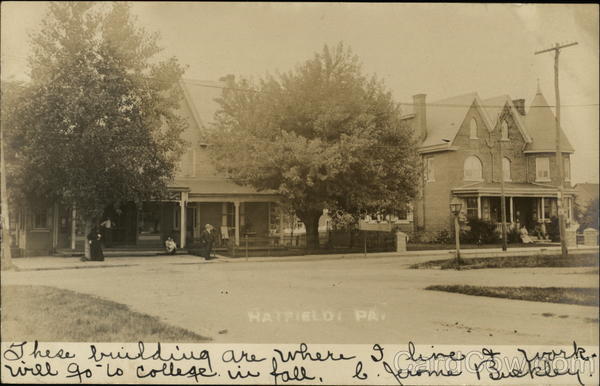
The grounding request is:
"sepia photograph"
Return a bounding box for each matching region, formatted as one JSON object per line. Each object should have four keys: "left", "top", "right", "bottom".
{"left": 1, "top": 2, "right": 599, "bottom": 384}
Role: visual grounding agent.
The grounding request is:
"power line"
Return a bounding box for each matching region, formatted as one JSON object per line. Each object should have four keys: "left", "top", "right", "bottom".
{"left": 2, "top": 53, "right": 599, "bottom": 108}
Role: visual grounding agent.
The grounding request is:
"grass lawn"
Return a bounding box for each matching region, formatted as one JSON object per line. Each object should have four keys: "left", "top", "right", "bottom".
{"left": 1, "top": 285, "right": 210, "bottom": 342}
{"left": 411, "top": 253, "right": 599, "bottom": 270}
{"left": 426, "top": 285, "right": 599, "bottom": 307}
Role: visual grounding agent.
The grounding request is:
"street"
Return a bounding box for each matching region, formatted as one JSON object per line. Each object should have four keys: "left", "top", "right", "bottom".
{"left": 1, "top": 255, "right": 597, "bottom": 345}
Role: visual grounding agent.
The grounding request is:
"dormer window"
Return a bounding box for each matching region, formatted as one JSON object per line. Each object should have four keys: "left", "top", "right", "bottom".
{"left": 469, "top": 118, "right": 478, "bottom": 139}
{"left": 501, "top": 120, "right": 509, "bottom": 140}
{"left": 464, "top": 155, "right": 483, "bottom": 181}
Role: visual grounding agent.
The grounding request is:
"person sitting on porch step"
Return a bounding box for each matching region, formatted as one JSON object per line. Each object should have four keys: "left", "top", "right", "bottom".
{"left": 165, "top": 236, "right": 177, "bottom": 255}
{"left": 520, "top": 226, "right": 533, "bottom": 244}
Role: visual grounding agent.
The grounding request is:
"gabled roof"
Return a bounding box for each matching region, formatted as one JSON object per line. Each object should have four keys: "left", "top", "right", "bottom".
{"left": 171, "top": 177, "right": 278, "bottom": 196}
{"left": 480, "top": 95, "right": 531, "bottom": 142}
{"left": 417, "top": 89, "right": 574, "bottom": 153}
{"left": 523, "top": 91, "right": 574, "bottom": 153}
{"left": 179, "top": 79, "right": 223, "bottom": 129}
{"left": 421, "top": 92, "right": 490, "bottom": 148}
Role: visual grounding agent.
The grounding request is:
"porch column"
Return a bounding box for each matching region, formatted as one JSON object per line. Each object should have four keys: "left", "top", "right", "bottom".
{"left": 477, "top": 196, "right": 482, "bottom": 219}
{"left": 267, "top": 202, "right": 271, "bottom": 233}
{"left": 221, "top": 203, "right": 228, "bottom": 227}
{"left": 179, "top": 192, "right": 188, "bottom": 248}
{"left": 234, "top": 201, "right": 240, "bottom": 246}
{"left": 240, "top": 202, "right": 245, "bottom": 229}
{"left": 71, "top": 205, "right": 77, "bottom": 250}
{"left": 509, "top": 197, "right": 514, "bottom": 224}
{"left": 541, "top": 197, "right": 545, "bottom": 220}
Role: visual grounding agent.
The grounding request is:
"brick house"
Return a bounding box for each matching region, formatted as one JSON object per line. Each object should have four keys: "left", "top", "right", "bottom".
{"left": 402, "top": 87, "right": 575, "bottom": 239}
{"left": 8, "top": 80, "right": 283, "bottom": 256}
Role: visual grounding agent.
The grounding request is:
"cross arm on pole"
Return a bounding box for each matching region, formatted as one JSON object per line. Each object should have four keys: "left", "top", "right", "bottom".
{"left": 534, "top": 42, "right": 578, "bottom": 55}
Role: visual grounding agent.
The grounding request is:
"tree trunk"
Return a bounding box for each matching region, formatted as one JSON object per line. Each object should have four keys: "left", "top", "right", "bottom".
{"left": 0, "top": 121, "right": 14, "bottom": 270}
{"left": 84, "top": 219, "right": 92, "bottom": 259}
{"left": 299, "top": 211, "right": 321, "bottom": 250}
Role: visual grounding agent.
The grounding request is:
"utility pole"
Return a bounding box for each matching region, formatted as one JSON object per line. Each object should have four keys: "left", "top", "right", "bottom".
{"left": 535, "top": 42, "right": 578, "bottom": 259}
{"left": 499, "top": 134, "right": 508, "bottom": 251}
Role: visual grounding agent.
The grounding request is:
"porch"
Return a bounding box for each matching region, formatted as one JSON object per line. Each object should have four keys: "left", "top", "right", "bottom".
{"left": 452, "top": 182, "right": 575, "bottom": 235}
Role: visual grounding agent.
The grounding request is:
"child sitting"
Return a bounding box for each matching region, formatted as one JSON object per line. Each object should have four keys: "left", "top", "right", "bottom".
{"left": 165, "top": 236, "right": 177, "bottom": 255}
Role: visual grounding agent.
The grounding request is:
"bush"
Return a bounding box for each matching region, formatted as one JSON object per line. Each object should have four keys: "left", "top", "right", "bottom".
{"left": 507, "top": 227, "right": 521, "bottom": 244}
{"left": 463, "top": 218, "right": 499, "bottom": 244}
{"left": 547, "top": 216, "right": 560, "bottom": 242}
{"left": 577, "top": 197, "right": 599, "bottom": 232}
{"left": 434, "top": 229, "right": 453, "bottom": 244}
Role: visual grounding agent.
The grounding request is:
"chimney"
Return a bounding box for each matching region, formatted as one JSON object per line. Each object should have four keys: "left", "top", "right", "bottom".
{"left": 512, "top": 99, "right": 526, "bottom": 116}
{"left": 413, "top": 93, "right": 427, "bottom": 142}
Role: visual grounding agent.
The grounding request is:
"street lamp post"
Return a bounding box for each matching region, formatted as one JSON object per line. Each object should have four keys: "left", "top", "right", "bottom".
{"left": 450, "top": 198, "right": 463, "bottom": 269}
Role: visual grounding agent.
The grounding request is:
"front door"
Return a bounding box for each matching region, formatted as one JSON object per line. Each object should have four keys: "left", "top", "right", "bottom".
{"left": 187, "top": 205, "right": 202, "bottom": 242}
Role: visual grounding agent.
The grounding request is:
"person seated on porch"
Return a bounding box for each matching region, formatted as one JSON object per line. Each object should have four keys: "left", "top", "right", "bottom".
{"left": 165, "top": 236, "right": 177, "bottom": 255}
{"left": 533, "top": 222, "right": 546, "bottom": 240}
{"left": 520, "top": 226, "right": 533, "bottom": 244}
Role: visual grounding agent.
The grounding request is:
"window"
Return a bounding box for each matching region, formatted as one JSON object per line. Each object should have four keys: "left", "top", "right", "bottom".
{"left": 564, "top": 157, "right": 571, "bottom": 181}
{"left": 425, "top": 158, "right": 435, "bottom": 182}
{"left": 501, "top": 120, "right": 509, "bottom": 140}
{"left": 173, "top": 205, "right": 180, "bottom": 230}
{"left": 33, "top": 209, "right": 49, "bottom": 230}
{"left": 227, "top": 203, "right": 235, "bottom": 228}
{"left": 502, "top": 157, "right": 511, "bottom": 181}
{"left": 536, "top": 157, "right": 550, "bottom": 181}
{"left": 469, "top": 118, "right": 478, "bottom": 139}
{"left": 464, "top": 155, "right": 483, "bottom": 181}
{"left": 384, "top": 206, "right": 413, "bottom": 223}
{"left": 466, "top": 197, "right": 478, "bottom": 219}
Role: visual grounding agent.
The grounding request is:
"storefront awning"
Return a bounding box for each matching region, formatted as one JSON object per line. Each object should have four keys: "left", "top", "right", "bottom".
{"left": 452, "top": 182, "right": 575, "bottom": 198}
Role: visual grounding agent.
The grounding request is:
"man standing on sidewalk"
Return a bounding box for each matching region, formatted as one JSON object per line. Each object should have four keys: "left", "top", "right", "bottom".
{"left": 200, "top": 224, "right": 215, "bottom": 260}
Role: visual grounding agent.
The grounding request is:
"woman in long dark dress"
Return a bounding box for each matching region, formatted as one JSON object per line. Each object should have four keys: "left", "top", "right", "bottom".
{"left": 87, "top": 227, "right": 104, "bottom": 261}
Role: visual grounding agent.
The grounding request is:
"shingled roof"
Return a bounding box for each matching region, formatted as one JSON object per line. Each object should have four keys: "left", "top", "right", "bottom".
{"left": 524, "top": 91, "right": 574, "bottom": 153}
{"left": 416, "top": 89, "right": 572, "bottom": 153}
{"left": 421, "top": 92, "right": 492, "bottom": 148}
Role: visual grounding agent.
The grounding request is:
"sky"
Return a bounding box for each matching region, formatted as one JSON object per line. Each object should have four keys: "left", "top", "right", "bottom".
{"left": 2, "top": 2, "right": 598, "bottom": 183}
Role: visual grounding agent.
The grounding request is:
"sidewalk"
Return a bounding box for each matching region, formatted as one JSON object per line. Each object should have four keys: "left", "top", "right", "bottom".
{"left": 3, "top": 244, "right": 597, "bottom": 272}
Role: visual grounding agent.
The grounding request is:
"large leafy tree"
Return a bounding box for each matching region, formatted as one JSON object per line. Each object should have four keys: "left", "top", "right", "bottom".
{"left": 6, "top": 2, "right": 186, "bottom": 255}
{"left": 208, "top": 43, "right": 418, "bottom": 248}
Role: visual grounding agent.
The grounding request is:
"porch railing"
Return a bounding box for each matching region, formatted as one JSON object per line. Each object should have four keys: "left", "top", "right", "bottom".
{"left": 494, "top": 222, "right": 516, "bottom": 233}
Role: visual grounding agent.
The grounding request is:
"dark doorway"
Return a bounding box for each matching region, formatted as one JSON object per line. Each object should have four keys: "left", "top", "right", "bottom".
{"left": 513, "top": 197, "right": 535, "bottom": 231}
{"left": 106, "top": 202, "right": 137, "bottom": 246}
